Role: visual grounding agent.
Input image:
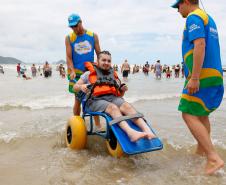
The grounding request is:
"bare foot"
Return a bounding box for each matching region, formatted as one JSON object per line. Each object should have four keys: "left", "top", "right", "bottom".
{"left": 142, "top": 126, "right": 156, "bottom": 140}
{"left": 128, "top": 130, "right": 147, "bottom": 142}
{"left": 141, "top": 125, "right": 156, "bottom": 140}
{"left": 145, "top": 131, "right": 156, "bottom": 140}
{"left": 205, "top": 156, "right": 224, "bottom": 175}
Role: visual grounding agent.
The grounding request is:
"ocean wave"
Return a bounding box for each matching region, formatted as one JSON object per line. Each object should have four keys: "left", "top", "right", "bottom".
{"left": 0, "top": 95, "right": 73, "bottom": 110}
{"left": 1, "top": 133, "right": 226, "bottom": 156}
{"left": 0, "top": 93, "right": 225, "bottom": 110}
{"left": 127, "top": 93, "right": 226, "bottom": 104}
{"left": 0, "top": 131, "right": 18, "bottom": 143}
{"left": 0, "top": 93, "right": 180, "bottom": 110}
{"left": 126, "top": 93, "right": 181, "bottom": 103}
{"left": 0, "top": 104, "right": 31, "bottom": 111}
{"left": 0, "top": 129, "right": 64, "bottom": 144}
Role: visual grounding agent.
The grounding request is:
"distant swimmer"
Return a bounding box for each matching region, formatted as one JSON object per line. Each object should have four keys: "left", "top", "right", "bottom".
{"left": 0, "top": 65, "right": 4, "bottom": 74}
{"left": 165, "top": 66, "right": 171, "bottom": 78}
{"left": 20, "top": 65, "right": 26, "bottom": 75}
{"left": 20, "top": 66, "right": 31, "bottom": 80}
{"left": 154, "top": 60, "right": 162, "bottom": 79}
{"left": 31, "top": 64, "right": 37, "bottom": 77}
{"left": 59, "top": 64, "right": 66, "bottom": 78}
{"left": 43, "top": 61, "right": 52, "bottom": 78}
{"left": 174, "top": 64, "right": 180, "bottom": 78}
{"left": 16, "top": 63, "right": 21, "bottom": 77}
{"left": 172, "top": 0, "right": 224, "bottom": 175}
{"left": 143, "top": 61, "right": 150, "bottom": 75}
{"left": 121, "top": 59, "right": 130, "bottom": 81}
{"left": 22, "top": 73, "right": 31, "bottom": 80}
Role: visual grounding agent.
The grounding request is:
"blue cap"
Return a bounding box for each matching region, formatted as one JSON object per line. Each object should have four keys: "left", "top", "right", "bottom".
{"left": 68, "top": 13, "right": 81, "bottom": 27}
{"left": 171, "top": 0, "right": 182, "bottom": 8}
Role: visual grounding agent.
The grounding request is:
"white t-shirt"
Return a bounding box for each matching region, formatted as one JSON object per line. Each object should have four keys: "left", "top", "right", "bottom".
{"left": 80, "top": 71, "right": 90, "bottom": 84}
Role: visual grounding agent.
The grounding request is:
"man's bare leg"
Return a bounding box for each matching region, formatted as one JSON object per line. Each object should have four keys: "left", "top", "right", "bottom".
{"left": 94, "top": 116, "right": 102, "bottom": 130}
{"left": 73, "top": 97, "right": 81, "bottom": 115}
{"left": 134, "top": 118, "right": 156, "bottom": 139}
{"left": 105, "top": 103, "right": 147, "bottom": 142}
{"left": 74, "top": 97, "right": 100, "bottom": 129}
{"left": 119, "top": 102, "right": 156, "bottom": 139}
{"left": 182, "top": 113, "right": 224, "bottom": 175}
{"left": 196, "top": 116, "right": 210, "bottom": 156}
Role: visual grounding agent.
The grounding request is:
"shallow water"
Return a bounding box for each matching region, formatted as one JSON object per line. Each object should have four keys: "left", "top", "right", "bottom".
{"left": 0, "top": 65, "right": 226, "bottom": 185}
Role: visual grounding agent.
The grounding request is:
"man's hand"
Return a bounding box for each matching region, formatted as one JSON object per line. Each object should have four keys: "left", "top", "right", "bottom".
{"left": 70, "top": 71, "right": 76, "bottom": 80}
{"left": 120, "top": 84, "right": 128, "bottom": 92}
{"left": 80, "top": 84, "right": 89, "bottom": 93}
{"left": 186, "top": 78, "right": 200, "bottom": 95}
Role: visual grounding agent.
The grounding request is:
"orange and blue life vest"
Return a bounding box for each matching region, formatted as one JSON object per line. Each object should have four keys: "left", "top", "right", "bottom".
{"left": 87, "top": 63, "right": 122, "bottom": 97}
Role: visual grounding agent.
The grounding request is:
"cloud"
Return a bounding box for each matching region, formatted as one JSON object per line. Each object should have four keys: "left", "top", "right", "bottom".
{"left": 0, "top": 0, "right": 225, "bottom": 65}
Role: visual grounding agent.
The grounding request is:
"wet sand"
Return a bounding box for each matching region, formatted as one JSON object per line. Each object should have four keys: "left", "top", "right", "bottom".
{"left": 1, "top": 103, "right": 226, "bottom": 185}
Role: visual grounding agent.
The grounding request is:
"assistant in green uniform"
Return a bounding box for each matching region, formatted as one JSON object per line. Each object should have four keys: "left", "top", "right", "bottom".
{"left": 172, "top": 0, "right": 224, "bottom": 175}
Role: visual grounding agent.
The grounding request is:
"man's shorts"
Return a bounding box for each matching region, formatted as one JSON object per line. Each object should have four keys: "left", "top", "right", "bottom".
{"left": 86, "top": 94, "right": 126, "bottom": 112}
{"left": 67, "top": 72, "right": 83, "bottom": 94}
{"left": 122, "top": 70, "right": 129, "bottom": 77}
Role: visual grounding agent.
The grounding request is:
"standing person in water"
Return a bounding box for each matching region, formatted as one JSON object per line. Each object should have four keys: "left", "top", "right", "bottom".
{"left": 121, "top": 59, "right": 130, "bottom": 81}
{"left": 154, "top": 60, "right": 162, "bottom": 79}
{"left": 65, "top": 13, "right": 101, "bottom": 128}
{"left": 172, "top": 0, "right": 224, "bottom": 174}
{"left": 31, "top": 64, "right": 37, "bottom": 77}
{"left": 16, "top": 63, "right": 21, "bottom": 77}
{"left": 143, "top": 61, "right": 150, "bottom": 75}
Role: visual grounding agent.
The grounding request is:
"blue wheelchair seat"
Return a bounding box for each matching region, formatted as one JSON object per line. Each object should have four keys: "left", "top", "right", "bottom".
{"left": 111, "top": 119, "right": 163, "bottom": 155}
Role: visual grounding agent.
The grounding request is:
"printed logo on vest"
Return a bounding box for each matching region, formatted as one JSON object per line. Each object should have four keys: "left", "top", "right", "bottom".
{"left": 210, "top": 27, "right": 218, "bottom": 39}
{"left": 189, "top": 24, "right": 200, "bottom": 33}
{"left": 74, "top": 41, "right": 92, "bottom": 55}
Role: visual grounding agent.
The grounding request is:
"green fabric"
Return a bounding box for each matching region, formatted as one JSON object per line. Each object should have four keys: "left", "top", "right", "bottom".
{"left": 178, "top": 98, "right": 212, "bottom": 116}
{"left": 67, "top": 73, "right": 82, "bottom": 94}
{"left": 185, "top": 54, "right": 193, "bottom": 73}
{"left": 184, "top": 76, "right": 223, "bottom": 88}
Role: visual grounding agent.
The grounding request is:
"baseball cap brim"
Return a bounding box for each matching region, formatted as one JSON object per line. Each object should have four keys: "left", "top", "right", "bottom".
{"left": 68, "top": 21, "right": 79, "bottom": 27}
{"left": 171, "top": 0, "right": 181, "bottom": 8}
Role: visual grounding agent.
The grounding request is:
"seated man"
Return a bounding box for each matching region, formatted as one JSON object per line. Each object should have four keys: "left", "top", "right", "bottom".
{"left": 73, "top": 50, "right": 156, "bottom": 142}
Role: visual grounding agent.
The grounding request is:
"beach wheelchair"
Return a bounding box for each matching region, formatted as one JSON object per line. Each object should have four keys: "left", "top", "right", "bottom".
{"left": 65, "top": 92, "right": 163, "bottom": 158}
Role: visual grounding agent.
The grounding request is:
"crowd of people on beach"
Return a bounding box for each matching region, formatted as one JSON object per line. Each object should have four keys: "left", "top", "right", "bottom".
{"left": 14, "top": 61, "right": 65, "bottom": 80}
{"left": 10, "top": 60, "right": 185, "bottom": 81}
{"left": 112, "top": 60, "right": 185, "bottom": 81}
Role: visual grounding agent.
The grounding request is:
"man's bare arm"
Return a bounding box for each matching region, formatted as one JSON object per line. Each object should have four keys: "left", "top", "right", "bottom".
{"left": 186, "top": 38, "right": 205, "bottom": 94}
{"left": 94, "top": 33, "right": 101, "bottom": 56}
{"left": 65, "top": 36, "right": 75, "bottom": 79}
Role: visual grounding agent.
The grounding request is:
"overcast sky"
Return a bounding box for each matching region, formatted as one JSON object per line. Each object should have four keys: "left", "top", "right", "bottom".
{"left": 0, "top": 0, "right": 225, "bottom": 65}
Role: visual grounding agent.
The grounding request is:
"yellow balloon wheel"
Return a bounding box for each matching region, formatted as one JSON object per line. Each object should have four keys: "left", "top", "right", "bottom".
{"left": 106, "top": 129, "right": 124, "bottom": 158}
{"left": 66, "top": 116, "right": 87, "bottom": 149}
